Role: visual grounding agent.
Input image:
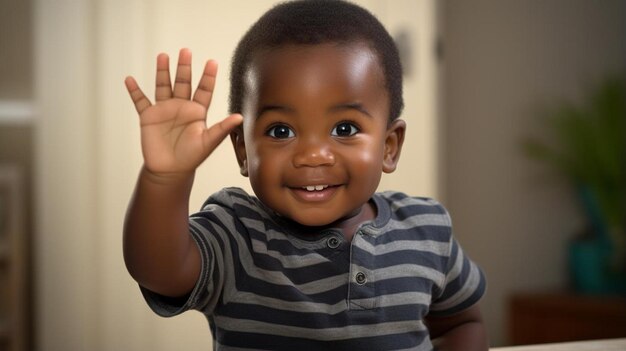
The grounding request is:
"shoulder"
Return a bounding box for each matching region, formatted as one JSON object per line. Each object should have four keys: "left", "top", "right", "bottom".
{"left": 190, "top": 187, "right": 264, "bottom": 224}
{"left": 200, "top": 187, "right": 256, "bottom": 210}
{"left": 370, "top": 191, "right": 454, "bottom": 248}
{"left": 375, "top": 191, "right": 451, "bottom": 225}
{"left": 197, "top": 187, "right": 270, "bottom": 217}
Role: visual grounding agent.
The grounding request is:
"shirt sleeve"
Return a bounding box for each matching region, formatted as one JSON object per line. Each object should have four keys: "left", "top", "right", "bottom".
{"left": 139, "top": 216, "right": 225, "bottom": 317}
{"left": 139, "top": 191, "right": 237, "bottom": 318}
{"left": 428, "top": 236, "right": 487, "bottom": 316}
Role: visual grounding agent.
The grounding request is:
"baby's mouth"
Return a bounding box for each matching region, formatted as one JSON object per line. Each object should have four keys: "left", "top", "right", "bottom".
{"left": 289, "top": 184, "right": 339, "bottom": 202}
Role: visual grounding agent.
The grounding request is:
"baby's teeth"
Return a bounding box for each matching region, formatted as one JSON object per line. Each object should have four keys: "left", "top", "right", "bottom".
{"left": 303, "top": 185, "right": 328, "bottom": 191}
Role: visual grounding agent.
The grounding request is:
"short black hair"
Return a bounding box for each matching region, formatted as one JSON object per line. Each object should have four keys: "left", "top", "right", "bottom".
{"left": 229, "top": 0, "right": 404, "bottom": 122}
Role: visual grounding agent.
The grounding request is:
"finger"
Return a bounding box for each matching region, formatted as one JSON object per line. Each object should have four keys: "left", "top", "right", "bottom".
{"left": 173, "top": 48, "right": 192, "bottom": 99}
{"left": 202, "top": 114, "right": 244, "bottom": 154}
{"left": 192, "top": 60, "right": 217, "bottom": 109}
{"left": 125, "top": 76, "right": 152, "bottom": 114}
{"left": 155, "top": 53, "right": 172, "bottom": 101}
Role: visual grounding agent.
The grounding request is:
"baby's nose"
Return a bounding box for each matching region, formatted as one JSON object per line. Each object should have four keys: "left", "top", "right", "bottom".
{"left": 292, "top": 138, "right": 336, "bottom": 167}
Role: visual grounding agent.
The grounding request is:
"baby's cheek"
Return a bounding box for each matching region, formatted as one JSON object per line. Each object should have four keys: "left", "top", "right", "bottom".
{"left": 349, "top": 147, "right": 384, "bottom": 172}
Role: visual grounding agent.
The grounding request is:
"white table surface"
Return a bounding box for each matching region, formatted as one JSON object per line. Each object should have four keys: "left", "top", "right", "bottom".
{"left": 491, "top": 338, "right": 626, "bottom": 351}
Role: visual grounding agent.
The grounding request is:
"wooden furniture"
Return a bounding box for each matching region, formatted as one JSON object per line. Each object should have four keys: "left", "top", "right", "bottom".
{"left": 508, "top": 292, "right": 626, "bottom": 345}
{"left": 492, "top": 338, "right": 626, "bottom": 351}
{"left": 0, "top": 165, "right": 26, "bottom": 351}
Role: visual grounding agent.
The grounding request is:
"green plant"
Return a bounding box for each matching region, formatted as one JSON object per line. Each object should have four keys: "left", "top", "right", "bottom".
{"left": 523, "top": 77, "right": 625, "bottom": 285}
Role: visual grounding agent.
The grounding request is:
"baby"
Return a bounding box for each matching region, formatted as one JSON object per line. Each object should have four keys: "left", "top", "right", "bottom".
{"left": 124, "top": 1, "right": 487, "bottom": 350}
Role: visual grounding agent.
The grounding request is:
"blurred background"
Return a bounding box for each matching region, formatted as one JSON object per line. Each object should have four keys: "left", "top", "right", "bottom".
{"left": 0, "top": 0, "right": 624, "bottom": 350}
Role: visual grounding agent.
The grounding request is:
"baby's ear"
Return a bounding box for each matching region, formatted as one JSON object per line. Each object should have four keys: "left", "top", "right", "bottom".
{"left": 382, "top": 119, "right": 406, "bottom": 173}
{"left": 230, "top": 126, "right": 249, "bottom": 177}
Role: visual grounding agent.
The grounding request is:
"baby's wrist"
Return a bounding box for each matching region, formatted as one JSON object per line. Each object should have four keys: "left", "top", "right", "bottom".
{"left": 141, "top": 166, "right": 195, "bottom": 187}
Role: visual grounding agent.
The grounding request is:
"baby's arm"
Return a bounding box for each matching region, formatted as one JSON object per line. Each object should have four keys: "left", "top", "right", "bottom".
{"left": 425, "top": 304, "right": 489, "bottom": 350}
{"left": 123, "top": 49, "right": 243, "bottom": 298}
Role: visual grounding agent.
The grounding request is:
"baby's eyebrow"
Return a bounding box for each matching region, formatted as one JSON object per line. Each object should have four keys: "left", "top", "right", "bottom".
{"left": 256, "top": 105, "right": 294, "bottom": 119}
{"left": 329, "top": 103, "right": 373, "bottom": 118}
{"left": 256, "top": 102, "right": 372, "bottom": 119}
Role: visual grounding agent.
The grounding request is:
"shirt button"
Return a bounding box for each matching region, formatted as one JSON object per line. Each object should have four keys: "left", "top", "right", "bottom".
{"left": 327, "top": 237, "right": 340, "bottom": 249}
{"left": 355, "top": 272, "right": 367, "bottom": 285}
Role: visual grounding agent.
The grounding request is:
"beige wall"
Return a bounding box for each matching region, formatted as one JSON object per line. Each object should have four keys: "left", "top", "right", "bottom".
{"left": 33, "top": 1, "right": 438, "bottom": 350}
{"left": 442, "top": 0, "right": 626, "bottom": 346}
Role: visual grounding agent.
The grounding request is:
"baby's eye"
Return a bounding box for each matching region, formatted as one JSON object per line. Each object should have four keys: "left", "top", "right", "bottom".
{"left": 331, "top": 122, "right": 359, "bottom": 137}
{"left": 266, "top": 124, "right": 295, "bottom": 139}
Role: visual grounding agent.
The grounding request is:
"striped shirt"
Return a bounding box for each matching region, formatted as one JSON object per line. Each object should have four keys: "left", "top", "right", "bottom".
{"left": 141, "top": 187, "right": 486, "bottom": 350}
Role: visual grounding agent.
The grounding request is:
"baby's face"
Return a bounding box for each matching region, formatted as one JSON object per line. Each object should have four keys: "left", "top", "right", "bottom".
{"left": 234, "top": 42, "right": 403, "bottom": 228}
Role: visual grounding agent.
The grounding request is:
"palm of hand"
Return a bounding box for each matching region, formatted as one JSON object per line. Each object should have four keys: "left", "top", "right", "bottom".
{"left": 125, "top": 49, "right": 242, "bottom": 176}
{"left": 139, "top": 99, "right": 209, "bottom": 174}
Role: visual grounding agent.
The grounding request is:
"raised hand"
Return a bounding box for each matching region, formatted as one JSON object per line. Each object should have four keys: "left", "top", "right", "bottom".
{"left": 125, "top": 48, "right": 243, "bottom": 177}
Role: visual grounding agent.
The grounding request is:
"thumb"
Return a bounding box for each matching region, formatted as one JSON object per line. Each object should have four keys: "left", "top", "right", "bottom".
{"left": 202, "top": 114, "right": 244, "bottom": 155}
